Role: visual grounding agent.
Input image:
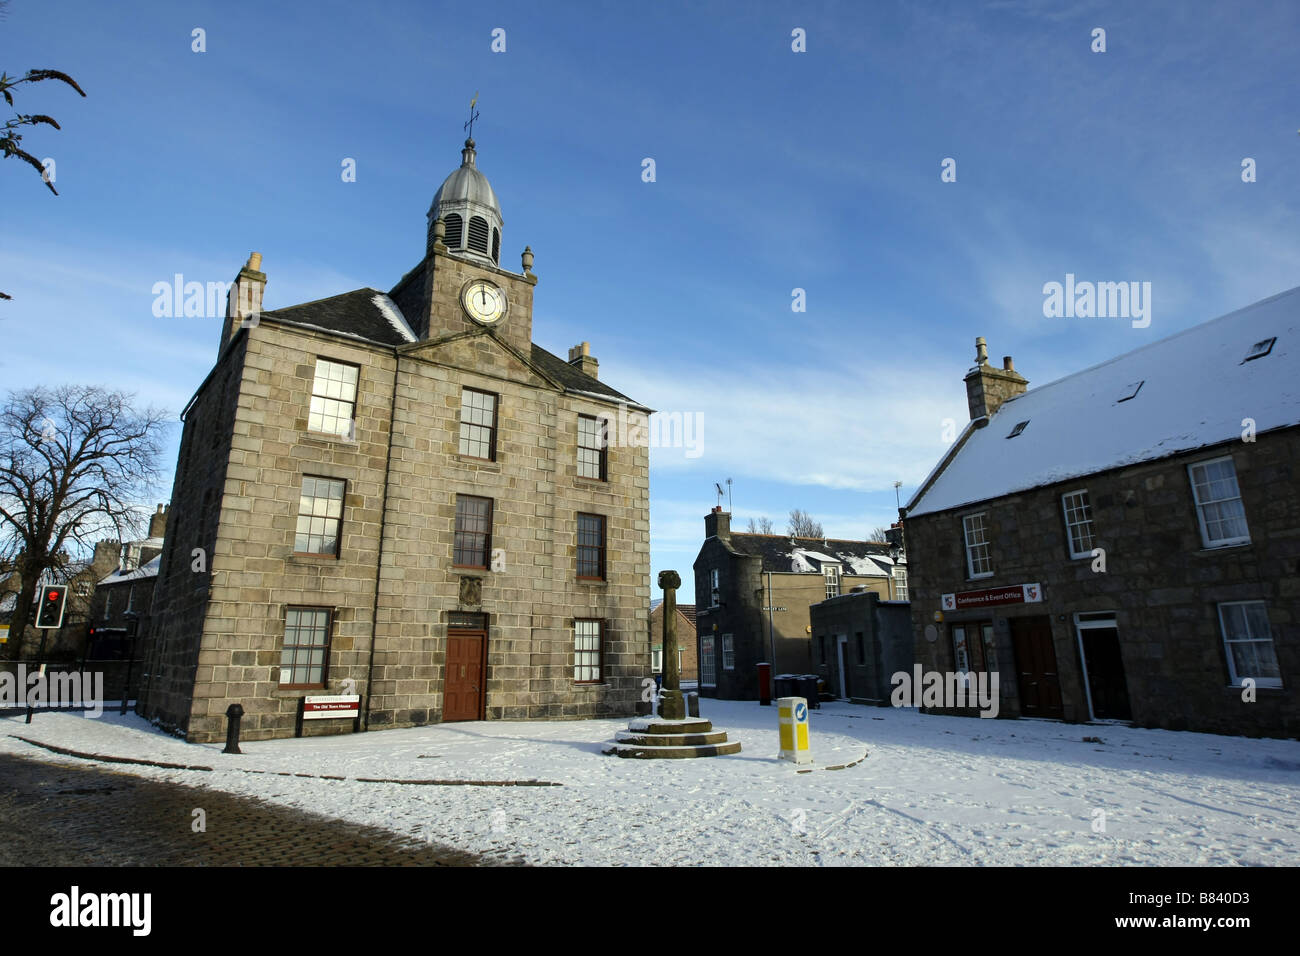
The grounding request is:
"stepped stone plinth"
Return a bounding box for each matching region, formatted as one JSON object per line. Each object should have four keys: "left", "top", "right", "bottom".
{"left": 603, "top": 716, "right": 741, "bottom": 758}
{"left": 603, "top": 570, "right": 740, "bottom": 759}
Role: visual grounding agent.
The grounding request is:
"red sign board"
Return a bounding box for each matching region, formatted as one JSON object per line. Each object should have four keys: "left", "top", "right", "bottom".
{"left": 302, "top": 695, "right": 361, "bottom": 720}
{"left": 941, "top": 583, "right": 1042, "bottom": 611}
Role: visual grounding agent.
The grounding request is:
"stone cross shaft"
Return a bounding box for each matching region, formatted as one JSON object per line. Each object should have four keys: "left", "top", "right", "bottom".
{"left": 657, "top": 570, "right": 685, "bottom": 719}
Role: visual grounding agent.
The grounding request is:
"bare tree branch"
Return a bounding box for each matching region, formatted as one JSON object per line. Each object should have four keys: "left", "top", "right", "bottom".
{"left": 787, "top": 509, "right": 824, "bottom": 539}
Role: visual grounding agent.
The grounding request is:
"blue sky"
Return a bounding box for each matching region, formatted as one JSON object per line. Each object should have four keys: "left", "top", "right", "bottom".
{"left": 3, "top": 0, "right": 1297, "bottom": 602}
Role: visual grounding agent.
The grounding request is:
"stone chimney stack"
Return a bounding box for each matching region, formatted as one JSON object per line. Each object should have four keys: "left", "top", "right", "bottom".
{"left": 704, "top": 506, "right": 731, "bottom": 540}
{"left": 149, "top": 503, "right": 169, "bottom": 540}
{"left": 91, "top": 540, "right": 121, "bottom": 580}
{"left": 220, "top": 252, "right": 267, "bottom": 355}
{"left": 568, "top": 341, "right": 599, "bottom": 380}
{"left": 964, "top": 336, "right": 1028, "bottom": 421}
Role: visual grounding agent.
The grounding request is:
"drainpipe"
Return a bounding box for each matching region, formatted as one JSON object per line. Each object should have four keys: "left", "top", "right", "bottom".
{"left": 362, "top": 349, "right": 401, "bottom": 730}
{"left": 767, "top": 571, "right": 776, "bottom": 675}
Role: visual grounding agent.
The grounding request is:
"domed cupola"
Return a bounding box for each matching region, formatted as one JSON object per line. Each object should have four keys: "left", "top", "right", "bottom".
{"left": 428, "top": 138, "right": 503, "bottom": 265}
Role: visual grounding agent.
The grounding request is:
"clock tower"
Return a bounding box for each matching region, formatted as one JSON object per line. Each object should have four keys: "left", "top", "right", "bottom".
{"left": 394, "top": 136, "right": 538, "bottom": 359}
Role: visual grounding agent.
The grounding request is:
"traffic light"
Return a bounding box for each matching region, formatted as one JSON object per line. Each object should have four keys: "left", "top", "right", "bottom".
{"left": 35, "top": 585, "right": 68, "bottom": 629}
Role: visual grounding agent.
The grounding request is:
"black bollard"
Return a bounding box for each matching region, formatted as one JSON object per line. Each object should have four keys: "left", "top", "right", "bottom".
{"left": 223, "top": 703, "right": 245, "bottom": 754}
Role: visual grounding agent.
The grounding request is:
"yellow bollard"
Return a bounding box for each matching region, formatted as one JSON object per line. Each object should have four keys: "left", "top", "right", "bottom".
{"left": 777, "top": 696, "right": 812, "bottom": 764}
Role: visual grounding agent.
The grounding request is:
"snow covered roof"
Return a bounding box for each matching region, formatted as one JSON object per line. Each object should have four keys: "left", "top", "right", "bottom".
{"left": 728, "top": 534, "right": 898, "bottom": 575}
{"left": 907, "top": 284, "right": 1300, "bottom": 518}
{"left": 261, "top": 287, "right": 418, "bottom": 347}
{"left": 99, "top": 555, "right": 161, "bottom": 586}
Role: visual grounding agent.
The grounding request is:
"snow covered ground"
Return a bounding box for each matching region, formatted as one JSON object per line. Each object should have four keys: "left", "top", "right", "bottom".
{"left": 4, "top": 700, "right": 1298, "bottom": 866}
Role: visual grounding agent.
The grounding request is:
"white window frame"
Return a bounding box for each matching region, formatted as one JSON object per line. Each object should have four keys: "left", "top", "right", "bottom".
{"left": 721, "top": 633, "right": 735, "bottom": 671}
{"left": 1061, "top": 489, "right": 1096, "bottom": 559}
{"left": 823, "top": 564, "right": 841, "bottom": 600}
{"left": 963, "top": 512, "right": 993, "bottom": 579}
{"left": 651, "top": 646, "right": 663, "bottom": 673}
{"left": 700, "top": 634, "right": 716, "bottom": 686}
{"left": 307, "top": 358, "right": 359, "bottom": 439}
{"left": 709, "top": 568, "right": 720, "bottom": 607}
{"left": 1189, "top": 456, "right": 1251, "bottom": 548}
{"left": 893, "top": 568, "right": 908, "bottom": 601}
{"left": 573, "top": 619, "right": 602, "bottom": 683}
{"left": 1217, "top": 601, "right": 1282, "bottom": 689}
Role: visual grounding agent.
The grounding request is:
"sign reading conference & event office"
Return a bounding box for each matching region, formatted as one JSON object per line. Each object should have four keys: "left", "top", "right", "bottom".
{"left": 940, "top": 583, "right": 1042, "bottom": 612}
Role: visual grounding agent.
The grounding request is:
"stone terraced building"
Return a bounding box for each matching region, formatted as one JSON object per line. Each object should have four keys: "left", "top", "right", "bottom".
{"left": 903, "top": 288, "right": 1299, "bottom": 738}
{"left": 143, "top": 135, "right": 652, "bottom": 742}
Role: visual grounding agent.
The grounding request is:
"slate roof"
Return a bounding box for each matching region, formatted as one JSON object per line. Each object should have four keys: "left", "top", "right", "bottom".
{"left": 528, "top": 343, "right": 639, "bottom": 405}
{"left": 906, "top": 284, "right": 1300, "bottom": 518}
{"left": 99, "top": 555, "right": 162, "bottom": 586}
{"left": 677, "top": 604, "right": 698, "bottom": 629}
{"left": 261, "top": 286, "right": 643, "bottom": 407}
{"left": 726, "top": 533, "right": 899, "bottom": 575}
{"left": 261, "top": 288, "right": 415, "bottom": 347}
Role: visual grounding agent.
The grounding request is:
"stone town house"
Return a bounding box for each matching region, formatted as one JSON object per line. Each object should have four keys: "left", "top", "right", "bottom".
{"left": 144, "top": 135, "right": 652, "bottom": 743}
{"left": 649, "top": 600, "right": 698, "bottom": 682}
{"left": 904, "top": 287, "right": 1299, "bottom": 738}
{"left": 88, "top": 504, "right": 170, "bottom": 659}
{"left": 693, "top": 508, "right": 905, "bottom": 700}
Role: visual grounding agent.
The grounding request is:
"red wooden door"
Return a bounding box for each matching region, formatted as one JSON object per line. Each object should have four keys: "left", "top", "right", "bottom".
{"left": 1010, "top": 616, "right": 1064, "bottom": 719}
{"left": 443, "top": 631, "right": 485, "bottom": 721}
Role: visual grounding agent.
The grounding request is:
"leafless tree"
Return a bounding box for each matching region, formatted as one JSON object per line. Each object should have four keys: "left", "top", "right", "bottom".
{"left": 745, "top": 516, "right": 774, "bottom": 534}
{"left": 0, "top": 386, "right": 170, "bottom": 659}
{"left": 868, "top": 526, "right": 893, "bottom": 543}
{"left": 787, "top": 509, "right": 824, "bottom": 539}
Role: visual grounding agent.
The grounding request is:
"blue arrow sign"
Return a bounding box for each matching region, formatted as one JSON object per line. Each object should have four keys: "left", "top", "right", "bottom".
{"left": 795, "top": 702, "right": 807, "bottom": 721}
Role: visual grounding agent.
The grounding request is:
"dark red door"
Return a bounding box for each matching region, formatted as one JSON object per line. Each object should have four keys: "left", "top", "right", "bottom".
{"left": 443, "top": 630, "right": 485, "bottom": 721}
{"left": 1010, "top": 616, "right": 1064, "bottom": 719}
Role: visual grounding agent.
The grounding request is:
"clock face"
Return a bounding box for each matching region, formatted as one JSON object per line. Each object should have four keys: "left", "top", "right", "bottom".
{"left": 461, "top": 279, "right": 508, "bottom": 326}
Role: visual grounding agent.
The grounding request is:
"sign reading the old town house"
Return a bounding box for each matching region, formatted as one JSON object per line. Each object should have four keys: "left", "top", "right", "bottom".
{"left": 302, "top": 695, "right": 362, "bottom": 720}
{"left": 941, "top": 583, "right": 1042, "bottom": 611}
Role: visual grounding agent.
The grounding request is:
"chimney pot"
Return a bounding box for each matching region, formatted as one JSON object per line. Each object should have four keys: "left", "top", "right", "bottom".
{"left": 964, "top": 338, "right": 1028, "bottom": 421}
{"left": 567, "top": 342, "right": 599, "bottom": 379}
{"left": 221, "top": 253, "right": 267, "bottom": 355}
{"left": 705, "top": 509, "right": 731, "bottom": 539}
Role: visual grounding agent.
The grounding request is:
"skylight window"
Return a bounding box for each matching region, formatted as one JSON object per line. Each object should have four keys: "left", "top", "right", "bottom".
{"left": 1116, "top": 381, "right": 1144, "bottom": 403}
{"left": 1006, "top": 420, "right": 1029, "bottom": 439}
{"left": 1243, "top": 337, "right": 1276, "bottom": 362}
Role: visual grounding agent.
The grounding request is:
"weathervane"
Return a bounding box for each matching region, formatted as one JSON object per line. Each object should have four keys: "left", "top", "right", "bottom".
{"left": 464, "top": 91, "right": 480, "bottom": 140}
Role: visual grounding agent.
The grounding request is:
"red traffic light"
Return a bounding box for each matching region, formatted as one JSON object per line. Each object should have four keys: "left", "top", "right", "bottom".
{"left": 35, "top": 585, "right": 67, "bottom": 629}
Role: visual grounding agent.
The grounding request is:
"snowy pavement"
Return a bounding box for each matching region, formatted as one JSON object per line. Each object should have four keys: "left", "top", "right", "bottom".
{"left": 3, "top": 700, "right": 1298, "bottom": 866}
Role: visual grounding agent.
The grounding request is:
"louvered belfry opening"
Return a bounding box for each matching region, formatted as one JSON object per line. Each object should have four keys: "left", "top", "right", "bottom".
{"left": 468, "top": 215, "right": 490, "bottom": 254}
{"left": 443, "top": 213, "right": 464, "bottom": 250}
{"left": 491, "top": 227, "right": 500, "bottom": 264}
